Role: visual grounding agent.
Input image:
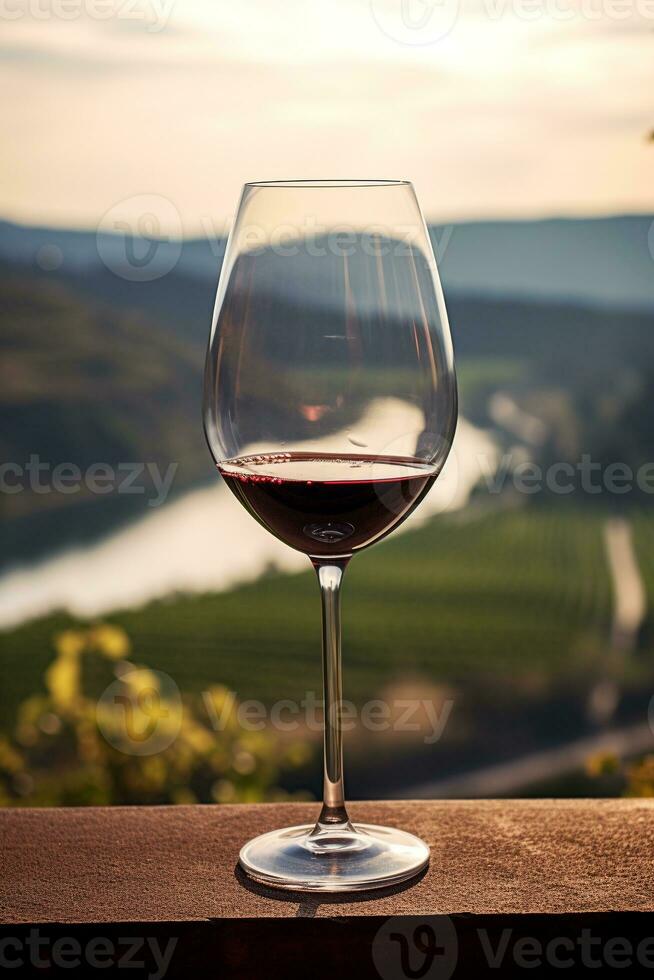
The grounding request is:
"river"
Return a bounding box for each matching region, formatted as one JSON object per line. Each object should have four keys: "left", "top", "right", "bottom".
{"left": 0, "top": 401, "right": 497, "bottom": 629}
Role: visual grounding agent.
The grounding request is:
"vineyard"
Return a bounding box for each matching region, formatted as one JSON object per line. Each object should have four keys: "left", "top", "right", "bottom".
{"left": 1, "top": 506, "right": 617, "bottom": 723}
{"left": 631, "top": 512, "right": 654, "bottom": 657}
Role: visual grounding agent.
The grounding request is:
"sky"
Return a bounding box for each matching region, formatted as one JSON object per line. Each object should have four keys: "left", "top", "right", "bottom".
{"left": 1, "top": 0, "right": 653, "bottom": 234}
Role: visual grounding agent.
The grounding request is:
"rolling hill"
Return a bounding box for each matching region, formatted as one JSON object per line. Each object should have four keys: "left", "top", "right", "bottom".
{"left": 1, "top": 213, "right": 653, "bottom": 311}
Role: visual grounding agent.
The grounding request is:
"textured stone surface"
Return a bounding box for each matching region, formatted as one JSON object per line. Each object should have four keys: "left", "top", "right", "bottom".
{"left": 3, "top": 799, "right": 654, "bottom": 924}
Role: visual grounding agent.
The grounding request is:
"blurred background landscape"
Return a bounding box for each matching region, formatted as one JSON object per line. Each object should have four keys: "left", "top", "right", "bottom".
{"left": 1, "top": 0, "right": 654, "bottom": 806}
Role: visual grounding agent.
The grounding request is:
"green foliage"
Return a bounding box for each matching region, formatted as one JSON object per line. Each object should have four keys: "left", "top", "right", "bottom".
{"left": 624, "top": 756, "right": 654, "bottom": 797}
{"left": 631, "top": 511, "right": 654, "bottom": 607}
{"left": 0, "top": 624, "right": 311, "bottom": 807}
{"left": 581, "top": 752, "right": 654, "bottom": 799}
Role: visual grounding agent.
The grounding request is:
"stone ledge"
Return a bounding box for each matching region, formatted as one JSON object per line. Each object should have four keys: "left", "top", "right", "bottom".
{"left": 2, "top": 800, "right": 654, "bottom": 977}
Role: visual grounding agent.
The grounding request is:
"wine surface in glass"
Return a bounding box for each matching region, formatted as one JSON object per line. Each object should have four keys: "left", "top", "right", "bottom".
{"left": 218, "top": 452, "right": 437, "bottom": 557}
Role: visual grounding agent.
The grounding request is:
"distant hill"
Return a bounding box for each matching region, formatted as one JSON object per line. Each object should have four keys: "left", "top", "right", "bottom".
{"left": 0, "top": 265, "right": 209, "bottom": 523}
{"left": 433, "top": 215, "right": 654, "bottom": 311}
{"left": 1, "top": 213, "right": 653, "bottom": 312}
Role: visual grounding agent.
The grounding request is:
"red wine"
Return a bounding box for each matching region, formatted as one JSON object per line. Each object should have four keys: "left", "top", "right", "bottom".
{"left": 218, "top": 452, "right": 437, "bottom": 558}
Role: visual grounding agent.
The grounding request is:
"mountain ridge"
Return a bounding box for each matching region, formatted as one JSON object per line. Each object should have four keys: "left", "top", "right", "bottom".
{"left": 1, "top": 213, "right": 653, "bottom": 312}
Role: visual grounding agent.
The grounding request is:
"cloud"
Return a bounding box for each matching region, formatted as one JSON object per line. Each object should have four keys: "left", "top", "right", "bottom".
{"left": 0, "top": 2, "right": 652, "bottom": 228}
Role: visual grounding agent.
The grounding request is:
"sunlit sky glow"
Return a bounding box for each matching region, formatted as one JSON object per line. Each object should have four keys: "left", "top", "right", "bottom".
{"left": 1, "top": 0, "right": 653, "bottom": 233}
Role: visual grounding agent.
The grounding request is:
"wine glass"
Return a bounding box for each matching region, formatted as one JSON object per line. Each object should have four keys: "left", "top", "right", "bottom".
{"left": 203, "top": 179, "right": 457, "bottom": 891}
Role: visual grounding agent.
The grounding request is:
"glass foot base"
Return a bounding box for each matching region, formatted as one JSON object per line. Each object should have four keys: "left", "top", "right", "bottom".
{"left": 239, "top": 822, "right": 429, "bottom": 892}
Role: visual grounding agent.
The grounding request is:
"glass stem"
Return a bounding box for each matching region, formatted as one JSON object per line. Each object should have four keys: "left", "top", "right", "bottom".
{"left": 313, "top": 559, "right": 352, "bottom": 830}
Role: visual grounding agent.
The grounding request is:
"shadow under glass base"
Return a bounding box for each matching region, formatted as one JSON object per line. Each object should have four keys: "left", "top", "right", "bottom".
{"left": 238, "top": 822, "right": 429, "bottom": 892}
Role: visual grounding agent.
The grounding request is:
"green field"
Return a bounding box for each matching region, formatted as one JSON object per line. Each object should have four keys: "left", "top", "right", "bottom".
{"left": 633, "top": 513, "right": 654, "bottom": 608}
{"left": 1, "top": 506, "right": 616, "bottom": 724}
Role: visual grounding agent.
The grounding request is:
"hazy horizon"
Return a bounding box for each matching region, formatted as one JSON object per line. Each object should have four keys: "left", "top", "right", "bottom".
{"left": 2, "top": 207, "right": 653, "bottom": 239}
